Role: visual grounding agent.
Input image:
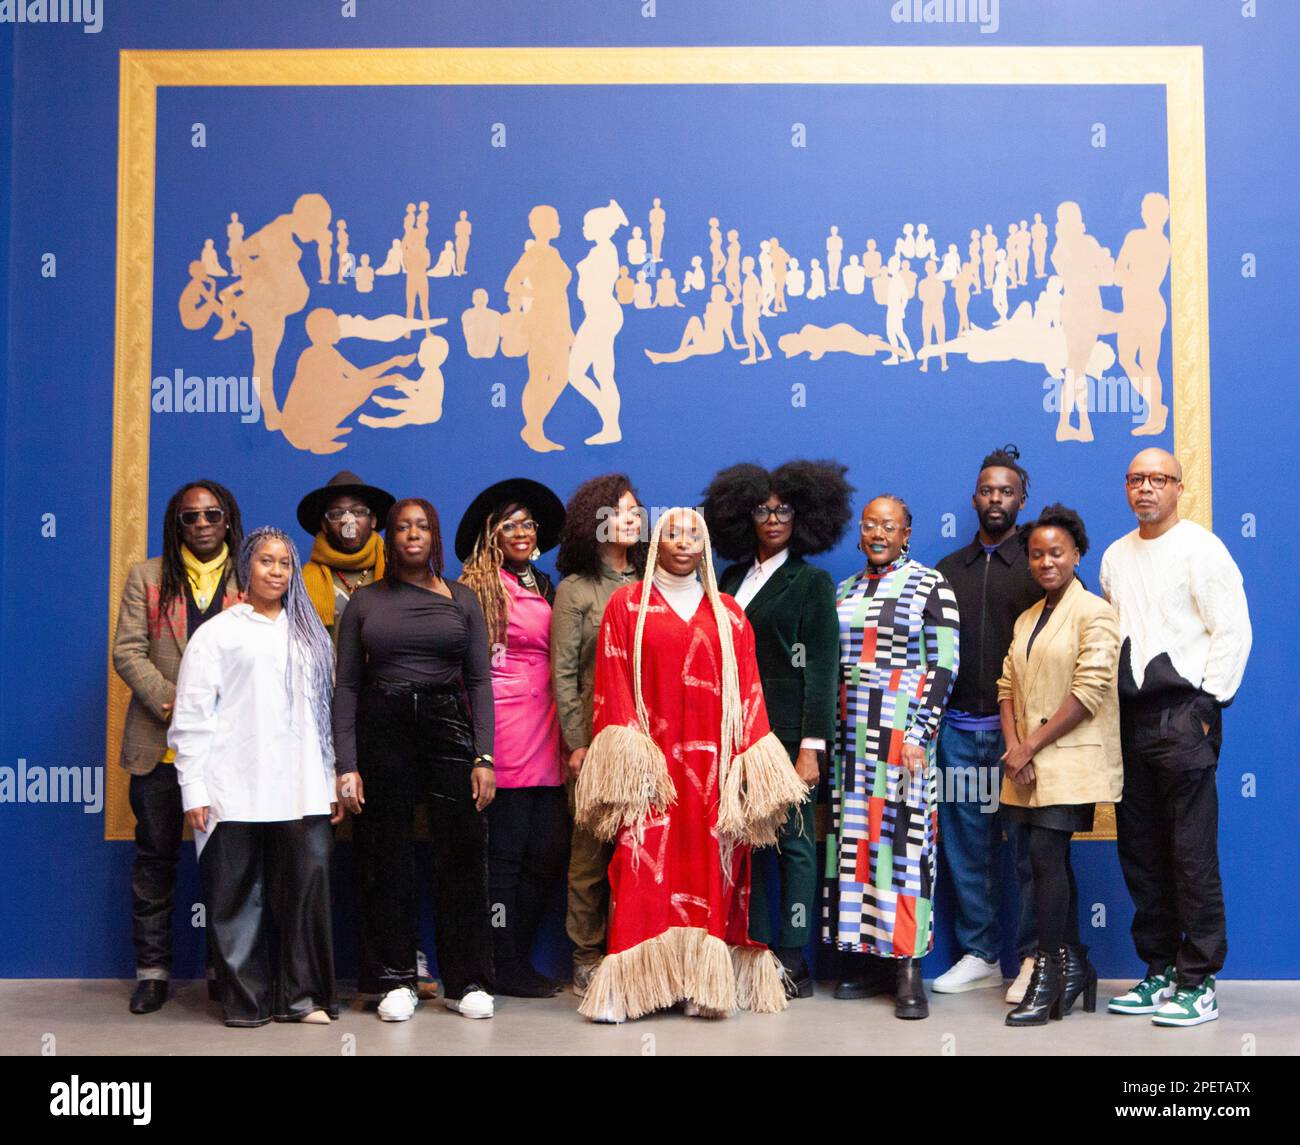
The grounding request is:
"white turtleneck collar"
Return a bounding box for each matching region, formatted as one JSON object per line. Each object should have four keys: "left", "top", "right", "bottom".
{"left": 653, "top": 565, "right": 704, "bottom": 621}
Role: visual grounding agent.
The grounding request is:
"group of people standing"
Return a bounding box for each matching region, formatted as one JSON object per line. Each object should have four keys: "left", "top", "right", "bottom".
{"left": 113, "top": 443, "right": 1250, "bottom": 1032}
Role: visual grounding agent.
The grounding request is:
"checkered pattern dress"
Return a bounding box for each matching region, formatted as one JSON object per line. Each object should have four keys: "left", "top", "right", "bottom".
{"left": 822, "top": 556, "right": 960, "bottom": 958}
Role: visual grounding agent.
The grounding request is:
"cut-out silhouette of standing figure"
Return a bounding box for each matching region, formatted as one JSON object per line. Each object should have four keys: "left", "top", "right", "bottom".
{"left": 462, "top": 288, "right": 503, "bottom": 359}
{"left": 644, "top": 284, "right": 742, "bottom": 364}
{"left": 655, "top": 267, "right": 686, "bottom": 309}
{"left": 770, "top": 237, "right": 790, "bottom": 313}
{"left": 226, "top": 213, "right": 244, "bottom": 277}
{"left": 806, "top": 257, "right": 826, "bottom": 300}
{"left": 649, "top": 198, "right": 666, "bottom": 264}
{"left": 1031, "top": 212, "right": 1049, "bottom": 279}
{"left": 992, "top": 249, "right": 1012, "bottom": 326}
{"left": 335, "top": 220, "right": 354, "bottom": 284}
{"left": 709, "top": 217, "right": 724, "bottom": 283}
{"left": 681, "top": 256, "right": 706, "bottom": 294}
{"left": 179, "top": 260, "right": 219, "bottom": 330}
{"left": 725, "top": 229, "right": 742, "bottom": 303}
{"left": 917, "top": 258, "right": 948, "bottom": 373}
{"left": 504, "top": 204, "right": 574, "bottom": 452}
{"left": 1014, "top": 219, "right": 1032, "bottom": 286}
{"left": 201, "top": 239, "right": 228, "bottom": 278}
{"left": 359, "top": 334, "right": 449, "bottom": 429}
{"left": 354, "top": 253, "right": 375, "bottom": 294}
{"left": 1005, "top": 223, "right": 1021, "bottom": 289}
{"left": 981, "top": 224, "right": 998, "bottom": 290}
{"left": 827, "top": 225, "right": 844, "bottom": 291}
{"left": 739, "top": 255, "right": 772, "bottom": 365}
{"left": 882, "top": 255, "right": 915, "bottom": 366}
{"left": 614, "top": 265, "right": 635, "bottom": 305}
{"left": 759, "top": 240, "right": 776, "bottom": 316}
{"left": 280, "top": 307, "right": 416, "bottom": 454}
{"left": 1112, "top": 191, "right": 1171, "bottom": 436}
{"left": 627, "top": 226, "right": 647, "bottom": 268}
{"left": 952, "top": 259, "right": 976, "bottom": 336}
{"left": 968, "top": 229, "right": 983, "bottom": 294}
{"left": 402, "top": 205, "right": 431, "bottom": 338}
{"left": 569, "top": 198, "right": 628, "bottom": 446}
{"left": 454, "top": 210, "right": 472, "bottom": 276}
{"left": 1052, "top": 200, "right": 1114, "bottom": 442}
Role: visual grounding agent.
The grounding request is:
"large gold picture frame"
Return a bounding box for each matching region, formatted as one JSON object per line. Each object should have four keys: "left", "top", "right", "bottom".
{"left": 105, "top": 45, "right": 1212, "bottom": 841}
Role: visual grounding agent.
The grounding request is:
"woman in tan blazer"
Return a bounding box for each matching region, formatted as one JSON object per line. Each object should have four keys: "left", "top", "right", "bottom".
{"left": 998, "top": 505, "right": 1122, "bottom": 1027}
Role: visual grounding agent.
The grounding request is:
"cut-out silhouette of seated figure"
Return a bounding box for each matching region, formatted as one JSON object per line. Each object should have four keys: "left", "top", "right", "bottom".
{"left": 739, "top": 255, "right": 772, "bottom": 365}
{"left": 226, "top": 212, "right": 245, "bottom": 278}
{"left": 915, "top": 223, "right": 936, "bottom": 262}
{"left": 968, "top": 229, "right": 983, "bottom": 294}
{"left": 882, "top": 255, "right": 915, "bottom": 366}
{"left": 827, "top": 225, "right": 844, "bottom": 291}
{"left": 1031, "top": 212, "right": 1049, "bottom": 279}
{"left": 896, "top": 223, "right": 916, "bottom": 260}
{"left": 777, "top": 323, "right": 890, "bottom": 361}
{"left": 376, "top": 238, "right": 403, "bottom": 276}
{"left": 654, "top": 267, "right": 685, "bottom": 308}
{"left": 992, "top": 249, "right": 1012, "bottom": 325}
{"left": 952, "top": 259, "right": 977, "bottom": 336}
{"left": 806, "top": 257, "right": 826, "bottom": 300}
{"left": 939, "top": 243, "right": 961, "bottom": 281}
{"left": 725, "top": 229, "right": 742, "bottom": 302}
{"left": 862, "top": 238, "right": 883, "bottom": 279}
{"left": 1052, "top": 199, "right": 1114, "bottom": 442}
{"left": 648, "top": 198, "right": 666, "bottom": 263}
{"left": 358, "top": 334, "right": 449, "bottom": 429}
{"left": 500, "top": 292, "right": 529, "bottom": 358}
{"left": 841, "top": 255, "right": 866, "bottom": 296}
{"left": 454, "top": 210, "right": 472, "bottom": 277}
{"left": 428, "top": 240, "right": 456, "bottom": 278}
{"left": 353, "top": 253, "right": 375, "bottom": 294}
{"left": 1111, "top": 191, "right": 1171, "bottom": 436}
{"left": 179, "top": 260, "right": 220, "bottom": 331}
{"left": 633, "top": 269, "right": 654, "bottom": 310}
{"left": 644, "top": 284, "right": 743, "bottom": 365}
{"left": 462, "top": 288, "right": 503, "bottom": 359}
{"left": 627, "top": 226, "right": 647, "bottom": 267}
{"left": 201, "top": 238, "right": 228, "bottom": 278}
{"left": 681, "top": 256, "right": 706, "bottom": 294}
{"left": 614, "top": 265, "right": 635, "bottom": 305}
{"left": 917, "top": 258, "right": 948, "bottom": 373}
{"left": 786, "top": 257, "right": 806, "bottom": 298}
{"left": 280, "top": 307, "right": 417, "bottom": 454}
{"left": 709, "top": 217, "right": 724, "bottom": 283}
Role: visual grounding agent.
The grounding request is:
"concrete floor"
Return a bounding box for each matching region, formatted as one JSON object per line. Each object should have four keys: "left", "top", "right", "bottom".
{"left": 3, "top": 978, "right": 1297, "bottom": 1056}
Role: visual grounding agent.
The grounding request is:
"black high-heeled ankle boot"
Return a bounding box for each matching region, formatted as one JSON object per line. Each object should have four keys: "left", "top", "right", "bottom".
{"left": 894, "top": 958, "right": 929, "bottom": 1020}
{"left": 1061, "top": 943, "right": 1098, "bottom": 1015}
{"left": 1005, "top": 948, "right": 1066, "bottom": 1027}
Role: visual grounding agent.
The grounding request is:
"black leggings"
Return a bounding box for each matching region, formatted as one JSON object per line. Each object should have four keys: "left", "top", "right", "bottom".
{"left": 1028, "top": 825, "right": 1080, "bottom": 951}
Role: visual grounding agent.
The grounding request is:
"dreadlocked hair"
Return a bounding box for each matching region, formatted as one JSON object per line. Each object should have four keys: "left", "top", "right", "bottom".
{"left": 979, "top": 443, "right": 1030, "bottom": 497}
{"left": 382, "top": 498, "right": 445, "bottom": 582}
{"left": 158, "top": 479, "right": 243, "bottom": 618}
{"left": 237, "top": 526, "right": 336, "bottom": 776}
{"left": 459, "top": 500, "right": 526, "bottom": 647}
{"left": 555, "top": 472, "right": 649, "bottom": 579}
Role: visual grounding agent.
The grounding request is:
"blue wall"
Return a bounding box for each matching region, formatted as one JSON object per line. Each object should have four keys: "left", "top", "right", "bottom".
{"left": 1, "top": 2, "right": 1296, "bottom": 981}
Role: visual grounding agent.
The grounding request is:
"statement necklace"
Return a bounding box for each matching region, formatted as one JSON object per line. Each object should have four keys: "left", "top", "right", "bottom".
{"left": 335, "top": 567, "right": 371, "bottom": 594}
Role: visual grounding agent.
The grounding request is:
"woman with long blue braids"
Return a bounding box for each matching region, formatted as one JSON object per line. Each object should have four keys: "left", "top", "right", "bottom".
{"left": 169, "top": 526, "right": 341, "bottom": 1028}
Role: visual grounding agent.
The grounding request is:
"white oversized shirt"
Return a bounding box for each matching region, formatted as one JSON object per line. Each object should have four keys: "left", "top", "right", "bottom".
{"left": 168, "top": 603, "right": 334, "bottom": 826}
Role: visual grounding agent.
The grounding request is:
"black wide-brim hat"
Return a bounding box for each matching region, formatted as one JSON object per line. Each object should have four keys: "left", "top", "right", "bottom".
{"left": 296, "top": 470, "right": 397, "bottom": 535}
{"left": 455, "top": 477, "right": 566, "bottom": 562}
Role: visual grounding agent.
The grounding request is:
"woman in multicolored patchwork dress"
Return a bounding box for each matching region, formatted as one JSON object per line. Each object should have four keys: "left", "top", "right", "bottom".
{"left": 823, "top": 494, "right": 960, "bottom": 1020}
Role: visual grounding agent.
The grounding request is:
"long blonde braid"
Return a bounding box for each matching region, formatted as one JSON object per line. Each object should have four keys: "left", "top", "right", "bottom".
{"left": 458, "top": 516, "right": 512, "bottom": 647}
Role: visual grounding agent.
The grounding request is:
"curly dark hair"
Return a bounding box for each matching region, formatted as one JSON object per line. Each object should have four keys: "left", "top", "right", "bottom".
{"left": 1022, "top": 502, "right": 1089, "bottom": 557}
{"left": 978, "top": 443, "right": 1030, "bottom": 497}
{"left": 701, "top": 459, "right": 855, "bottom": 562}
{"left": 383, "top": 498, "right": 445, "bottom": 580}
{"left": 555, "top": 473, "right": 649, "bottom": 579}
{"left": 158, "top": 479, "right": 244, "bottom": 618}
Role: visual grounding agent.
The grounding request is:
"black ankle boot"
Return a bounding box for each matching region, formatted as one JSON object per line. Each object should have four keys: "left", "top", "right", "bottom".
{"left": 894, "top": 958, "right": 929, "bottom": 1020}
{"left": 1006, "top": 948, "right": 1066, "bottom": 1027}
{"left": 1061, "top": 944, "right": 1098, "bottom": 1014}
{"left": 834, "top": 954, "right": 892, "bottom": 999}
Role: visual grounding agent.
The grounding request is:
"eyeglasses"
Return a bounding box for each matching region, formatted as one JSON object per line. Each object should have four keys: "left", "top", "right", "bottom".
{"left": 752, "top": 504, "right": 794, "bottom": 523}
{"left": 178, "top": 508, "right": 225, "bottom": 526}
{"left": 860, "top": 520, "right": 902, "bottom": 535}
{"left": 324, "top": 506, "right": 373, "bottom": 522}
{"left": 1125, "top": 473, "right": 1178, "bottom": 490}
{"left": 498, "top": 519, "right": 539, "bottom": 537}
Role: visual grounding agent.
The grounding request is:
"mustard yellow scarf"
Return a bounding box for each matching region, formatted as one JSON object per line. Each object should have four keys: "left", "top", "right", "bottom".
{"left": 181, "top": 544, "right": 229, "bottom": 611}
{"left": 302, "top": 531, "right": 386, "bottom": 627}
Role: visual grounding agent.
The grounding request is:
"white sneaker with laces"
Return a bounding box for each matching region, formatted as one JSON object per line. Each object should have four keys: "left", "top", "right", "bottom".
{"left": 1005, "top": 956, "right": 1036, "bottom": 1004}
{"left": 377, "top": 986, "right": 418, "bottom": 1022}
{"left": 933, "top": 953, "right": 1003, "bottom": 994}
{"left": 445, "top": 988, "right": 494, "bottom": 1019}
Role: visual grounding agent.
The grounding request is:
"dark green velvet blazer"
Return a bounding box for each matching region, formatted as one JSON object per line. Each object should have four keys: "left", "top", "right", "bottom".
{"left": 719, "top": 555, "right": 840, "bottom": 750}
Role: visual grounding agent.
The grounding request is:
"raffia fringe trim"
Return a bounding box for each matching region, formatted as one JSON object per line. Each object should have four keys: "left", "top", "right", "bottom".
{"left": 573, "top": 724, "right": 676, "bottom": 842}
{"left": 718, "top": 731, "right": 811, "bottom": 846}
{"left": 578, "top": 926, "right": 788, "bottom": 1022}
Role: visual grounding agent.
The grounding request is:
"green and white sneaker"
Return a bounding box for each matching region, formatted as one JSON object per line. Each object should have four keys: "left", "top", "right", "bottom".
{"left": 1108, "top": 966, "right": 1175, "bottom": 1015}
{"left": 1152, "top": 978, "right": 1219, "bottom": 1027}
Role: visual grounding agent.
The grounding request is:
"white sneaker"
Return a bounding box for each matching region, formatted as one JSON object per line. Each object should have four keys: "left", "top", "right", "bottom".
{"left": 445, "top": 988, "right": 494, "bottom": 1019}
{"left": 1005, "top": 956, "right": 1035, "bottom": 1004}
{"left": 377, "top": 986, "right": 418, "bottom": 1022}
{"left": 933, "top": 953, "right": 1003, "bottom": 994}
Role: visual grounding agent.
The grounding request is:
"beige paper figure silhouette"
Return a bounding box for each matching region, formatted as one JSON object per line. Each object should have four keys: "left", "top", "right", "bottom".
{"left": 503, "top": 204, "right": 574, "bottom": 452}
{"left": 1031, "top": 213, "right": 1049, "bottom": 279}
{"left": 939, "top": 243, "right": 961, "bottom": 282}
{"left": 226, "top": 213, "right": 244, "bottom": 278}
{"left": 201, "top": 239, "right": 228, "bottom": 277}
{"left": 758, "top": 241, "right": 776, "bottom": 317}
{"left": 827, "top": 225, "right": 844, "bottom": 291}
{"left": 569, "top": 199, "right": 628, "bottom": 446}
{"left": 786, "top": 257, "right": 806, "bottom": 298}
{"left": 968, "top": 230, "right": 983, "bottom": 295}
{"left": 644, "top": 284, "right": 743, "bottom": 364}
{"left": 1111, "top": 192, "right": 1171, "bottom": 436}
{"left": 681, "top": 256, "right": 706, "bottom": 294}
{"left": 739, "top": 255, "right": 772, "bottom": 365}
{"left": 376, "top": 239, "right": 403, "bottom": 276}
{"left": 335, "top": 313, "right": 447, "bottom": 342}
{"left": 770, "top": 238, "right": 790, "bottom": 313}
{"left": 806, "top": 258, "right": 826, "bottom": 300}
{"left": 915, "top": 223, "right": 936, "bottom": 262}
{"left": 627, "top": 226, "right": 647, "bottom": 267}
{"left": 981, "top": 225, "right": 998, "bottom": 290}
{"left": 952, "top": 260, "right": 977, "bottom": 336}
{"left": 208, "top": 192, "right": 333, "bottom": 430}
{"left": 655, "top": 267, "right": 685, "bottom": 309}
{"left": 918, "top": 259, "right": 948, "bottom": 373}
{"left": 649, "top": 198, "right": 666, "bottom": 264}
{"left": 882, "top": 255, "right": 915, "bottom": 366}
{"left": 1052, "top": 201, "right": 1114, "bottom": 442}
{"left": 280, "top": 308, "right": 417, "bottom": 454}
{"left": 499, "top": 292, "right": 529, "bottom": 358}
{"left": 992, "top": 250, "right": 1012, "bottom": 325}
{"left": 841, "top": 255, "right": 866, "bottom": 296}
{"left": 462, "top": 288, "right": 502, "bottom": 359}
{"left": 359, "top": 334, "right": 449, "bottom": 429}
{"left": 633, "top": 269, "right": 654, "bottom": 310}
{"left": 454, "top": 210, "right": 472, "bottom": 277}
{"left": 353, "top": 254, "right": 375, "bottom": 294}
{"left": 1014, "top": 219, "right": 1032, "bottom": 286}
{"left": 335, "top": 220, "right": 354, "bottom": 284}
{"left": 316, "top": 218, "right": 334, "bottom": 285}
{"left": 900, "top": 259, "right": 918, "bottom": 301}
{"left": 1005, "top": 223, "right": 1020, "bottom": 289}
{"left": 725, "top": 229, "right": 742, "bottom": 303}
{"left": 862, "top": 238, "right": 883, "bottom": 280}
{"left": 179, "top": 261, "right": 220, "bottom": 331}
{"left": 402, "top": 205, "right": 432, "bottom": 337}
{"left": 614, "top": 265, "right": 635, "bottom": 305}
{"left": 896, "top": 223, "right": 916, "bottom": 260}
{"left": 709, "top": 218, "right": 724, "bottom": 283}
{"left": 429, "top": 241, "right": 456, "bottom": 278}
{"left": 778, "top": 323, "right": 890, "bottom": 361}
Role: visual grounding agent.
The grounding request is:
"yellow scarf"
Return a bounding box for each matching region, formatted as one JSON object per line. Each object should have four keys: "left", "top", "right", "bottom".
{"left": 181, "top": 544, "right": 229, "bottom": 611}
{"left": 302, "top": 531, "right": 386, "bottom": 627}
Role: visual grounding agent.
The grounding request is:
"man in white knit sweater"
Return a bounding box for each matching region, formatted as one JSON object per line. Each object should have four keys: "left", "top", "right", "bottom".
{"left": 1099, "top": 448, "right": 1251, "bottom": 1028}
